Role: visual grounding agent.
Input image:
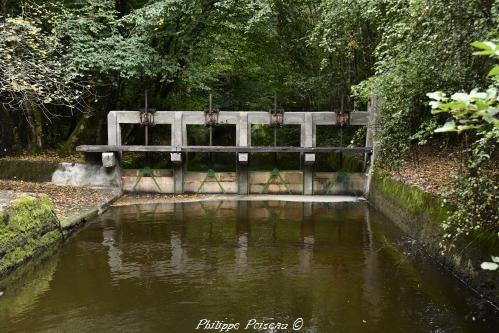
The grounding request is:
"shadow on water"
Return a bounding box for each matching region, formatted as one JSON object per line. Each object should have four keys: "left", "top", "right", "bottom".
{"left": 0, "top": 201, "right": 498, "bottom": 332}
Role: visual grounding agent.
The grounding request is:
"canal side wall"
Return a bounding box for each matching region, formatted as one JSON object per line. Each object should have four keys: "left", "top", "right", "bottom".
{"left": 0, "top": 190, "right": 122, "bottom": 278}
{"left": 369, "top": 171, "right": 499, "bottom": 303}
{"left": 0, "top": 195, "right": 63, "bottom": 277}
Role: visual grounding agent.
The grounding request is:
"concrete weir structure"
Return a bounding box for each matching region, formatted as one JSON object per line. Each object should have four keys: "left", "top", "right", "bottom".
{"left": 77, "top": 108, "right": 378, "bottom": 196}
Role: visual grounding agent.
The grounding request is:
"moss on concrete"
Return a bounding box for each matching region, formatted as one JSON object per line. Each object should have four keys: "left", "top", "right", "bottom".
{"left": 0, "top": 244, "right": 59, "bottom": 319}
{"left": 0, "top": 195, "right": 62, "bottom": 276}
{"left": 372, "top": 171, "right": 449, "bottom": 224}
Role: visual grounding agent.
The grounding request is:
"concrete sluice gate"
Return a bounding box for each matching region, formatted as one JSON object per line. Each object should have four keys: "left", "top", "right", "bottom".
{"left": 121, "top": 170, "right": 367, "bottom": 195}
{"left": 77, "top": 106, "right": 379, "bottom": 195}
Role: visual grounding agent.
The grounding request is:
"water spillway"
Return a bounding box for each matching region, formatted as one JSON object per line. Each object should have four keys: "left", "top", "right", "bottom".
{"left": 1, "top": 201, "right": 497, "bottom": 332}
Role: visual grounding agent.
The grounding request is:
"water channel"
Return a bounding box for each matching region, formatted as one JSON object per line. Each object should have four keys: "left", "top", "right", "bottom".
{"left": 1, "top": 201, "right": 498, "bottom": 332}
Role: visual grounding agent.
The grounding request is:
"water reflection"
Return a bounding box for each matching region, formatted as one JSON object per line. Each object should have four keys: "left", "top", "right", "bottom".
{"left": 236, "top": 201, "right": 249, "bottom": 270}
{"left": 102, "top": 228, "right": 123, "bottom": 276}
{"left": 299, "top": 203, "right": 315, "bottom": 273}
{"left": 0, "top": 246, "right": 60, "bottom": 319}
{"left": 1, "top": 200, "right": 498, "bottom": 333}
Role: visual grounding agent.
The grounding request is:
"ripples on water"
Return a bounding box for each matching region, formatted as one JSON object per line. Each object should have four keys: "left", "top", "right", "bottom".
{"left": 0, "top": 201, "right": 498, "bottom": 332}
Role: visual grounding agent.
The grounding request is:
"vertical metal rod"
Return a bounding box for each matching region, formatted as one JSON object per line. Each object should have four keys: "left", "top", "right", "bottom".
{"left": 209, "top": 126, "right": 213, "bottom": 165}
{"left": 144, "top": 89, "right": 149, "bottom": 165}
{"left": 273, "top": 93, "right": 277, "bottom": 165}
{"left": 209, "top": 93, "right": 213, "bottom": 165}
{"left": 339, "top": 128, "right": 343, "bottom": 170}
{"left": 144, "top": 89, "right": 149, "bottom": 146}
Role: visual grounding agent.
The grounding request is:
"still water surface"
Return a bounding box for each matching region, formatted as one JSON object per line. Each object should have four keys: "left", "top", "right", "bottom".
{"left": 0, "top": 201, "right": 498, "bottom": 332}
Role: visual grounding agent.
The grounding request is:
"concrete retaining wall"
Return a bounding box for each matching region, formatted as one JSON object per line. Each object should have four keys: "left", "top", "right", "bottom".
{"left": 369, "top": 171, "right": 499, "bottom": 303}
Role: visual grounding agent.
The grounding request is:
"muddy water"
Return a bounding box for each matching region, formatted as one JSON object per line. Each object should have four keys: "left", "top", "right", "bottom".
{"left": 0, "top": 201, "right": 498, "bottom": 332}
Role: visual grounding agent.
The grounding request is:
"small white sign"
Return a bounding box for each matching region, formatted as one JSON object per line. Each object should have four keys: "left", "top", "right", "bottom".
{"left": 238, "top": 153, "right": 249, "bottom": 163}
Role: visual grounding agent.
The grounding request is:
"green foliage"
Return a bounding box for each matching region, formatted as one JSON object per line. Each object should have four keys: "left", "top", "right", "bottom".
{"left": 427, "top": 42, "right": 499, "bottom": 253}
{"left": 481, "top": 256, "right": 499, "bottom": 271}
{"left": 0, "top": 0, "right": 497, "bottom": 164}
{"left": 58, "top": 0, "right": 160, "bottom": 81}
{"left": 428, "top": 41, "right": 499, "bottom": 138}
{"left": 356, "top": 0, "right": 497, "bottom": 168}
{"left": 0, "top": 14, "right": 88, "bottom": 114}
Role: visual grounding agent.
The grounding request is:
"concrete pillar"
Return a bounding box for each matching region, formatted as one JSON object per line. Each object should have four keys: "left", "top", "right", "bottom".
{"left": 302, "top": 113, "right": 314, "bottom": 195}
{"left": 173, "top": 112, "right": 184, "bottom": 193}
{"left": 107, "top": 111, "right": 120, "bottom": 146}
{"left": 238, "top": 112, "right": 249, "bottom": 194}
{"left": 106, "top": 111, "right": 122, "bottom": 184}
{"left": 365, "top": 99, "right": 382, "bottom": 196}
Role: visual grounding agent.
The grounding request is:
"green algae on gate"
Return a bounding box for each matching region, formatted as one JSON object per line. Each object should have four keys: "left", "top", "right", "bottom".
{"left": 0, "top": 195, "right": 63, "bottom": 276}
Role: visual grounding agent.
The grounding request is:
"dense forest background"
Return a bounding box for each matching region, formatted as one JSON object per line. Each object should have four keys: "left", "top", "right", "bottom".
{"left": 0, "top": 0, "right": 496, "bottom": 158}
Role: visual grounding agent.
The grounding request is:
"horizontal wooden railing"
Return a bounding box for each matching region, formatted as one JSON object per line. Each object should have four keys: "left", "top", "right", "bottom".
{"left": 77, "top": 145, "right": 372, "bottom": 154}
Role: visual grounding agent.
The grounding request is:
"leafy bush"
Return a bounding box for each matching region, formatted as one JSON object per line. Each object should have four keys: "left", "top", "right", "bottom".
{"left": 427, "top": 41, "right": 498, "bottom": 256}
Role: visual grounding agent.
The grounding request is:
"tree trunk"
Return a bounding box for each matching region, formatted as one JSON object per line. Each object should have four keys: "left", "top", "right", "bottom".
{"left": 24, "top": 101, "right": 43, "bottom": 154}
{"left": 32, "top": 107, "right": 43, "bottom": 151}
{"left": 60, "top": 113, "right": 91, "bottom": 156}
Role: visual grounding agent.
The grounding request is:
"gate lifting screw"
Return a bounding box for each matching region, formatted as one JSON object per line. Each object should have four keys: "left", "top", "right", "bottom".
{"left": 269, "top": 94, "right": 284, "bottom": 128}
{"left": 140, "top": 111, "right": 155, "bottom": 126}
{"left": 204, "top": 94, "right": 219, "bottom": 127}
{"left": 336, "top": 111, "right": 350, "bottom": 127}
{"left": 140, "top": 89, "right": 156, "bottom": 126}
{"left": 270, "top": 109, "right": 284, "bottom": 128}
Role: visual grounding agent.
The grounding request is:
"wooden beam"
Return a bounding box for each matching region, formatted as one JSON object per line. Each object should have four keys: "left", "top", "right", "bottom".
{"left": 77, "top": 145, "right": 372, "bottom": 153}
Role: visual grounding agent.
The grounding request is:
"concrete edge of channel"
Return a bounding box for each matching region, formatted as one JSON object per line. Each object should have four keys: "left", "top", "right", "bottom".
{"left": 59, "top": 190, "right": 123, "bottom": 237}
